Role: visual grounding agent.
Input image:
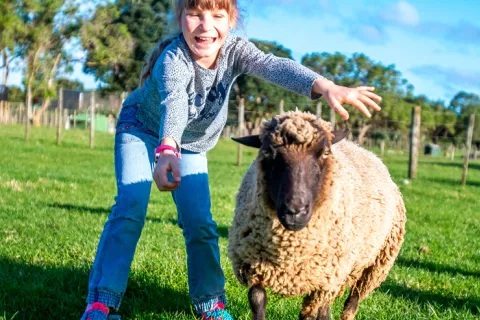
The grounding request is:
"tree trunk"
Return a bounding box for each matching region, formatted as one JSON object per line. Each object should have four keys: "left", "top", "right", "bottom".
{"left": 356, "top": 124, "right": 371, "bottom": 145}
{"left": 31, "top": 52, "right": 62, "bottom": 127}
{"left": 2, "top": 50, "right": 8, "bottom": 86}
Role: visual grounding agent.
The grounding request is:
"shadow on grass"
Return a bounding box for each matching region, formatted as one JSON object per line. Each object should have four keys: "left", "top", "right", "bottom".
{"left": 396, "top": 257, "right": 479, "bottom": 278}
{"left": 424, "top": 177, "right": 480, "bottom": 187}
{"left": 47, "top": 203, "right": 229, "bottom": 239}
{"left": 379, "top": 281, "right": 480, "bottom": 315}
{"left": 428, "top": 161, "right": 480, "bottom": 171}
{"left": 0, "top": 256, "right": 192, "bottom": 320}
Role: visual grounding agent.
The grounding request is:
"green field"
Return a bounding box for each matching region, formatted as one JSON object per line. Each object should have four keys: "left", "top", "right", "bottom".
{"left": 0, "top": 125, "right": 479, "bottom": 320}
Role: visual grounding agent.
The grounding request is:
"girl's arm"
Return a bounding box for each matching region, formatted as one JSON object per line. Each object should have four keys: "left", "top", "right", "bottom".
{"left": 152, "top": 52, "right": 190, "bottom": 191}
{"left": 154, "top": 51, "right": 191, "bottom": 150}
{"left": 234, "top": 39, "right": 381, "bottom": 120}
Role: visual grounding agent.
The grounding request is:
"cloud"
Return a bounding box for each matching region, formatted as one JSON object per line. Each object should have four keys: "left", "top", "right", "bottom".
{"left": 379, "top": 1, "right": 420, "bottom": 27}
{"left": 348, "top": 24, "right": 388, "bottom": 45}
{"left": 248, "top": 0, "right": 332, "bottom": 17}
{"left": 345, "top": 1, "right": 417, "bottom": 45}
{"left": 444, "top": 22, "right": 480, "bottom": 45}
{"left": 347, "top": 1, "right": 480, "bottom": 49}
{"left": 410, "top": 65, "right": 480, "bottom": 92}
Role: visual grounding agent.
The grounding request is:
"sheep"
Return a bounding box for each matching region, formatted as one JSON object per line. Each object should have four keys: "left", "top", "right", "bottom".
{"left": 228, "top": 111, "right": 406, "bottom": 320}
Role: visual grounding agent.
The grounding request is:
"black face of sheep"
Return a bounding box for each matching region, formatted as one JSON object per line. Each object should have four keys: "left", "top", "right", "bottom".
{"left": 233, "top": 129, "right": 348, "bottom": 231}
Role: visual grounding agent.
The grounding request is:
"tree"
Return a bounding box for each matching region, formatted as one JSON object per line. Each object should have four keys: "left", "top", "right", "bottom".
{"left": 449, "top": 91, "right": 480, "bottom": 116}
{"left": 17, "top": 0, "right": 80, "bottom": 127}
{"left": 0, "top": 0, "right": 25, "bottom": 87}
{"left": 82, "top": 0, "right": 171, "bottom": 92}
{"left": 1, "top": 0, "right": 26, "bottom": 115}
{"left": 6, "top": 86, "right": 25, "bottom": 102}
{"left": 56, "top": 78, "right": 84, "bottom": 91}
{"left": 449, "top": 91, "right": 480, "bottom": 144}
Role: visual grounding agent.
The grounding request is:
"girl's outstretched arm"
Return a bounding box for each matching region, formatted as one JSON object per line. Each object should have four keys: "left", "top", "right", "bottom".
{"left": 234, "top": 39, "right": 382, "bottom": 120}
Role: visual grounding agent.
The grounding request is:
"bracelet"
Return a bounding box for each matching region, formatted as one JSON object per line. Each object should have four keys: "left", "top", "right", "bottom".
{"left": 155, "top": 145, "right": 181, "bottom": 162}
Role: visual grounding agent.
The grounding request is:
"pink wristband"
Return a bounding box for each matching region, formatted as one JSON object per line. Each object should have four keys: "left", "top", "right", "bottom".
{"left": 155, "top": 145, "right": 181, "bottom": 162}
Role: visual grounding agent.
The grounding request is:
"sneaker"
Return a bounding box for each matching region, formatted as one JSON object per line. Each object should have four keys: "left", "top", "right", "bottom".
{"left": 201, "top": 302, "right": 234, "bottom": 320}
{"left": 81, "top": 302, "right": 109, "bottom": 320}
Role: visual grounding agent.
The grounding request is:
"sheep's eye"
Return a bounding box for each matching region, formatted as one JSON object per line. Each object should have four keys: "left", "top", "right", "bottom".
{"left": 316, "top": 148, "right": 329, "bottom": 159}
{"left": 261, "top": 146, "right": 276, "bottom": 158}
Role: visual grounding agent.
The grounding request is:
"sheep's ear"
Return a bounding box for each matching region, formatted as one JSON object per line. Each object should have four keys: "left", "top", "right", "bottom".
{"left": 331, "top": 129, "right": 349, "bottom": 145}
{"left": 231, "top": 135, "right": 262, "bottom": 148}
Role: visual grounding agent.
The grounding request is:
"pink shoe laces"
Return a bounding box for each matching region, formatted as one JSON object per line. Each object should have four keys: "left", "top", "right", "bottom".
{"left": 85, "top": 302, "right": 109, "bottom": 320}
{"left": 201, "top": 302, "right": 233, "bottom": 320}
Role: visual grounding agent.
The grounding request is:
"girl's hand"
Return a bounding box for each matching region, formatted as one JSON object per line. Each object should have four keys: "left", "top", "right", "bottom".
{"left": 313, "top": 78, "right": 382, "bottom": 120}
{"left": 153, "top": 150, "right": 181, "bottom": 191}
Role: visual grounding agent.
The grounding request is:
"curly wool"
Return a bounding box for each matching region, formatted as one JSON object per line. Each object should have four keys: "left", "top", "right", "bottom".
{"left": 228, "top": 111, "right": 406, "bottom": 304}
{"left": 260, "top": 111, "right": 334, "bottom": 151}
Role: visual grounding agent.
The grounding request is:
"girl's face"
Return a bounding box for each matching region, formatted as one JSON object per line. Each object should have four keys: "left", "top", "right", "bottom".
{"left": 181, "top": 7, "right": 234, "bottom": 68}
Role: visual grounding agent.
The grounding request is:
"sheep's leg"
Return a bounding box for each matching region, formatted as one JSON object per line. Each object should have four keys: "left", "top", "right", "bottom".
{"left": 340, "top": 288, "right": 360, "bottom": 320}
{"left": 341, "top": 220, "right": 406, "bottom": 320}
{"left": 248, "top": 284, "right": 267, "bottom": 320}
{"left": 299, "top": 292, "right": 330, "bottom": 320}
{"left": 316, "top": 307, "right": 331, "bottom": 320}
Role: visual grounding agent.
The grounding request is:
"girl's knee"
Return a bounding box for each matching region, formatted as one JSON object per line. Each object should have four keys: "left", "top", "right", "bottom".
{"left": 182, "top": 214, "right": 218, "bottom": 240}
{"left": 109, "top": 196, "right": 148, "bottom": 223}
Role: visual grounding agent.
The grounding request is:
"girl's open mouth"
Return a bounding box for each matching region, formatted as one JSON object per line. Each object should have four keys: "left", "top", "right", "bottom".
{"left": 195, "top": 36, "right": 217, "bottom": 45}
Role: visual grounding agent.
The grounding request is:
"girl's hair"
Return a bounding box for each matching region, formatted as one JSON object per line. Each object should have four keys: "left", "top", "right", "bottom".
{"left": 139, "top": 0, "right": 239, "bottom": 86}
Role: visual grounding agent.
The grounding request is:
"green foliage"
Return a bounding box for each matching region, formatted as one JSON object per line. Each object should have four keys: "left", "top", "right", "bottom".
{"left": 448, "top": 92, "right": 480, "bottom": 142}
{"left": 5, "top": 86, "right": 24, "bottom": 102}
{"left": 81, "top": 0, "right": 171, "bottom": 92}
{"left": 0, "top": 125, "right": 479, "bottom": 319}
{"left": 56, "top": 78, "right": 85, "bottom": 91}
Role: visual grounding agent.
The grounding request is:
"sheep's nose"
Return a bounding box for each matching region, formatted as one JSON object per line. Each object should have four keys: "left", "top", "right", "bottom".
{"left": 288, "top": 205, "right": 310, "bottom": 216}
{"left": 281, "top": 203, "right": 310, "bottom": 217}
{"left": 278, "top": 203, "right": 312, "bottom": 231}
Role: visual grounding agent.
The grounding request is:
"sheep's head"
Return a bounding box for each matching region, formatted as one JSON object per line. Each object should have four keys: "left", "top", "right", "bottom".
{"left": 233, "top": 112, "right": 348, "bottom": 231}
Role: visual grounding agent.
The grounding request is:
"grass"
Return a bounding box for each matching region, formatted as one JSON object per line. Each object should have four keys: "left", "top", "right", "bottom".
{"left": 0, "top": 124, "right": 479, "bottom": 320}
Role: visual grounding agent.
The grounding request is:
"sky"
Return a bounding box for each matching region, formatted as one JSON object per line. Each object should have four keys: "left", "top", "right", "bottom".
{"left": 5, "top": 0, "right": 480, "bottom": 104}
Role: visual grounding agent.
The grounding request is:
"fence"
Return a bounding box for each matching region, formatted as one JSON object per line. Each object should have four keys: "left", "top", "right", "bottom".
{"left": 0, "top": 91, "right": 478, "bottom": 182}
{"left": 0, "top": 90, "right": 123, "bottom": 134}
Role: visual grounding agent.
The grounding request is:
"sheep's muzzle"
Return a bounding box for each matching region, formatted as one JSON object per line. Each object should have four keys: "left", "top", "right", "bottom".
{"left": 277, "top": 202, "right": 312, "bottom": 231}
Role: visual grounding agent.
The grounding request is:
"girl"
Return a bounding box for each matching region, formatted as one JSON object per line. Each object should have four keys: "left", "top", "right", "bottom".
{"left": 81, "top": 0, "right": 382, "bottom": 319}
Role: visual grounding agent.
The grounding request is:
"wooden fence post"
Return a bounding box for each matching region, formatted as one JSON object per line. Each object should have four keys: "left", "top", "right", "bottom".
{"left": 461, "top": 114, "right": 475, "bottom": 186}
{"left": 90, "top": 91, "right": 95, "bottom": 148}
{"left": 237, "top": 98, "right": 245, "bottom": 166}
{"left": 449, "top": 144, "right": 455, "bottom": 161}
{"left": 330, "top": 106, "right": 336, "bottom": 128}
{"left": 408, "top": 106, "right": 421, "bottom": 179}
{"left": 54, "top": 107, "right": 58, "bottom": 127}
{"left": 64, "top": 108, "right": 69, "bottom": 130}
{"left": 6, "top": 102, "right": 10, "bottom": 124}
{"left": 316, "top": 101, "right": 322, "bottom": 118}
{"left": 42, "top": 110, "right": 48, "bottom": 126}
{"left": 57, "top": 88, "right": 63, "bottom": 145}
{"left": 25, "top": 102, "right": 31, "bottom": 141}
{"left": 73, "top": 110, "right": 77, "bottom": 128}
{"left": 279, "top": 99, "right": 284, "bottom": 114}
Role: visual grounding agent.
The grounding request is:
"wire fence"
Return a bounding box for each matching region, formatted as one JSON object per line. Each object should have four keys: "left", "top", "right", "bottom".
{"left": 0, "top": 91, "right": 478, "bottom": 163}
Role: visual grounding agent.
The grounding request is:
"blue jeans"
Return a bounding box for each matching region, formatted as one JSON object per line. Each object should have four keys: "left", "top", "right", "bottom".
{"left": 86, "top": 106, "right": 226, "bottom": 314}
